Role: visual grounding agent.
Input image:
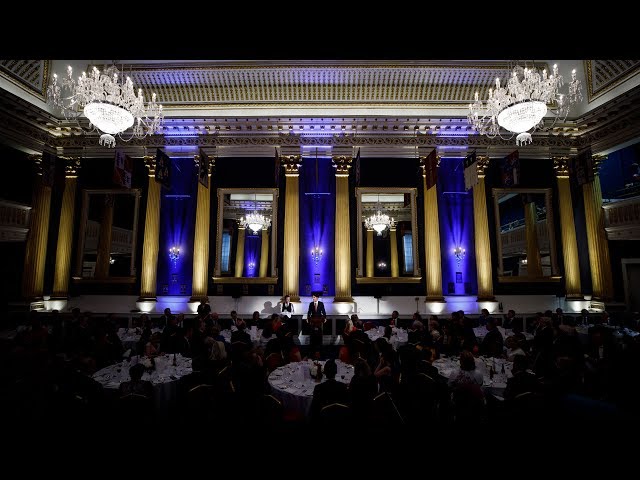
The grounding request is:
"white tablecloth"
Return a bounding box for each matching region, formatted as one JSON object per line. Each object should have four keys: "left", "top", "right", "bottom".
{"left": 267, "top": 360, "right": 354, "bottom": 416}
{"left": 366, "top": 326, "right": 408, "bottom": 349}
{"left": 92, "top": 353, "right": 192, "bottom": 412}
{"left": 220, "top": 327, "right": 263, "bottom": 346}
{"left": 117, "top": 327, "right": 162, "bottom": 351}
{"left": 433, "top": 355, "right": 513, "bottom": 396}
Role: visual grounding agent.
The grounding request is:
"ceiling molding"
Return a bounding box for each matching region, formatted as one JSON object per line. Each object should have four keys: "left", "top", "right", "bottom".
{"left": 585, "top": 60, "right": 640, "bottom": 102}
{"left": 0, "top": 60, "right": 49, "bottom": 101}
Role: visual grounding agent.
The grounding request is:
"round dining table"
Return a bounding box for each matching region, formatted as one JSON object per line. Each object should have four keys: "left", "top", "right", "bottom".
{"left": 267, "top": 359, "right": 354, "bottom": 417}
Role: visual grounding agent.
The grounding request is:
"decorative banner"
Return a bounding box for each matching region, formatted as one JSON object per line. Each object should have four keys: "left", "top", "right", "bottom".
{"left": 41, "top": 151, "right": 56, "bottom": 187}
{"left": 425, "top": 149, "right": 438, "bottom": 189}
{"left": 113, "top": 148, "right": 132, "bottom": 188}
{"left": 501, "top": 150, "right": 520, "bottom": 187}
{"left": 575, "top": 147, "right": 594, "bottom": 186}
{"left": 155, "top": 148, "right": 171, "bottom": 189}
{"left": 198, "top": 148, "right": 209, "bottom": 189}
{"left": 463, "top": 151, "right": 478, "bottom": 191}
{"left": 354, "top": 147, "right": 361, "bottom": 186}
{"left": 274, "top": 147, "right": 280, "bottom": 186}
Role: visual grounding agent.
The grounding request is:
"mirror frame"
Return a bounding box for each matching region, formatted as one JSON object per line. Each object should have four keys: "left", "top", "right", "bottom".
{"left": 492, "top": 187, "right": 561, "bottom": 283}
{"left": 213, "top": 187, "right": 279, "bottom": 284}
{"left": 355, "top": 187, "right": 421, "bottom": 284}
{"left": 73, "top": 188, "right": 141, "bottom": 283}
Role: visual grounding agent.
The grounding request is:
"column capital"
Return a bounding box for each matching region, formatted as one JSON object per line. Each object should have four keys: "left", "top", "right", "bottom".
{"left": 61, "top": 156, "right": 81, "bottom": 178}
{"left": 194, "top": 154, "right": 215, "bottom": 177}
{"left": 476, "top": 155, "right": 490, "bottom": 177}
{"left": 29, "top": 154, "right": 43, "bottom": 175}
{"left": 418, "top": 154, "right": 441, "bottom": 176}
{"left": 144, "top": 155, "right": 156, "bottom": 177}
{"left": 281, "top": 154, "right": 302, "bottom": 176}
{"left": 592, "top": 154, "right": 607, "bottom": 175}
{"left": 332, "top": 155, "right": 352, "bottom": 176}
{"left": 553, "top": 156, "right": 570, "bottom": 178}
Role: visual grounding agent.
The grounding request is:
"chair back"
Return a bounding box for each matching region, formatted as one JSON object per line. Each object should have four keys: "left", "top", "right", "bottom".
{"left": 260, "top": 394, "right": 284, "bottom": 428}
{"left": 370, "top": 391, "right": 405, "bottom": 427}
{"left": 319, "top": 402, "right": 352, "bottom": 427}
{"left": 117, "top": 393, "right": 153, "bottom": 425}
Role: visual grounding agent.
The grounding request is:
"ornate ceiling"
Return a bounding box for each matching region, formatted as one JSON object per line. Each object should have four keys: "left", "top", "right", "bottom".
{"left": 0, "top": 59, "right": 639, "bottom": 160}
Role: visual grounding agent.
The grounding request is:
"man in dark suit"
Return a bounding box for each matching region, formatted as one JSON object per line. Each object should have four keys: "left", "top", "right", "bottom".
{"left": 307, "top": 294, "right": 326, "bottom": 356}
{"left": 307, "top": 294, "right": 327, "bottom": 321}
{"left": 310, "top": 359, "right": 349, "bottom": 421}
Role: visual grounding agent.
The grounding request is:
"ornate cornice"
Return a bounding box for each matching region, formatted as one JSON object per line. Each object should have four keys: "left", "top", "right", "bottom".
{"left": 194, "top": 153, "right": 215, "bottom": 176}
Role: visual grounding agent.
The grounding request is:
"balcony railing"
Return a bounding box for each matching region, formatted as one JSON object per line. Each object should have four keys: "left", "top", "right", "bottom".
{"left": 0, "top": 200, "right": 31, "bottom": 242}
{"left": 603, "top": 196, "right": 640, "bottom": 240}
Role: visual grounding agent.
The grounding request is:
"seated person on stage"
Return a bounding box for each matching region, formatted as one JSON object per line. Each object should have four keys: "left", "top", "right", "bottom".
{"left": 281, "top": 294, "right": 295, "bottom": 316}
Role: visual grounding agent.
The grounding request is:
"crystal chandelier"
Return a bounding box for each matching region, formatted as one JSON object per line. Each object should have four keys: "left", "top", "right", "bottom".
{"left": 47, "top": 63, "right": 164, "bottom": 148}
{"left": 467, "top": 63, "right": 582, "bottom": 146}
{"left": 364, "top": 195, "right": 395, "bottom": 235}
{"left": 452, "top": 246, "right": 466, "bottom": 266}
{"left": 239, "top": 194, "right": 271, "bottom": 234}
{"left": 169, "top": 246, "right": 180, "bottom": 262}
{"left": 311, "top": 246, "right": 323, "bottom": 265}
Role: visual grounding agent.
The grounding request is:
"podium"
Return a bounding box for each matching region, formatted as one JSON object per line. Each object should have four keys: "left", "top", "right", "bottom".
{"left": 309, "top": 314, "right": 325, "bottom": 329}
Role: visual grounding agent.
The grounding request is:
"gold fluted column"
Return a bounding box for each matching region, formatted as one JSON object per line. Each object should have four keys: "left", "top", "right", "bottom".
{"left": 234, "top": 226, "right": 246, "bottom": 278}
{"left": 390, "top": 226, "right": 399, "bottom": 278}
{"left": 472, "top": 156, "right": 495, "bottom": 301}
{"left": 52, "top": 158, "right": 80, "bottom": 299}
{"left": 282, "top": 155, "right": 301, "bottom": 301}
{"left": 259, "top": 228, "right": 269, "bottom": 278}
{"left": 139, "top": 156, "right": 162, "bottom": 301}
{"left": 190, "top": 153, "right": 214, "bottom": 302}
{"left": 94, "top": 195, "right": 114, "bottom": 278}
{"left": 524, "top": 200, "right": 543, "bottom": 277}
{"left": 583, "top": 155, "right": 614, "bottom": 301}
{"left": 366, "top": 228, "right": 374, "bottom": 277}
{"left": 333, "top": 155, "right": 353, "bottom": 302}
{"left": 420, "top": 154, "right": 444, "bottom": 301}
{"left": 22, "top": 154, "right": 53, "bottom": 301}
{"left": 553, "top": 157, "right": 582, "bottom": 298}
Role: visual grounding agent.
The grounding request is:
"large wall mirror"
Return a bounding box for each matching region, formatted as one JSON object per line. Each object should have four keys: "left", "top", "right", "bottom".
{"left": 492, "top": 188, "right": 560, "bottom": 282}
{"left": 74, "top": 189, "right": 141, "bottom": 282}
{"left": 213, "top": 188, "right": 279, "bottom": 283}
{"left": 355, "top": 187, "right": 421, "bottom": 284}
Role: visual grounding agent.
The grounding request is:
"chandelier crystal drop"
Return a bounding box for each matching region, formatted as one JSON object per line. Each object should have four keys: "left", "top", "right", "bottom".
{"left": 47, "top": 64, "right": 164, "bottom": 148}
{"left": 365, "top": 210, "right": 395, "bottom": 236}
{"left": 241, "top": 211, "right": 271, "bottom": 234}
{"left": 467, "top": 63, "right": 583, "bottom": 145}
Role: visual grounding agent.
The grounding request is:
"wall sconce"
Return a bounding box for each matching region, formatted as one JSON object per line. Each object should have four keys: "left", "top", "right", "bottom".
{"left": 311, "top": 246, "right": 323, "bottom": 265}
{"left": 520, "top": 257, "right": 528, "bottom": 265}
{"left": 109, "top": 256, "right": 115, "bottom": 265}
{"left": 248, "top": 261, "right": 256, "bottom": 270}
{"left": 452, "top": 246, "right": 466, "bottom": 266}
{"left": 377, "top": 261, "right": 387, "bottom": 270}
{"left": 169, "top": 246, "right": 180, "bottom": 262}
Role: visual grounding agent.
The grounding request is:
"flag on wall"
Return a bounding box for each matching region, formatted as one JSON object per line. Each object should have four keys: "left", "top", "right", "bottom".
{"left": 463, "top": 152, "right": 478, "bottom": 191}
{"left": 501, "top": 150, "right": 520, "bottom": 187}
{"left": 155, "top": 148, "right": 171, "bottom": 189}
{"left": 274, "top": 147, "right": 280, "bottom": 186}
{"left": 113, "top": 148, "right": 132, "bottom": 188}
{"left": 354, "top": 147, "right": 361, "bottom": 186}
{"left": 198, "top": 148, "right": 210, "bottom": 189}
{"left": 41, "top": 151, "right": 56, "bottom": 187}
{"left": 424, "top": 149, "right": 438, "bottom": 189}
{"left": 574, "top": 147, "right": 594, "bottom": 186}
